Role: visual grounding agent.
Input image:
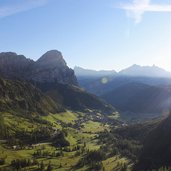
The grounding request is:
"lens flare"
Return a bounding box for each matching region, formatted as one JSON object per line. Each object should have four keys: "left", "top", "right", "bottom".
{"left": 101, "top": 77, "right": 108, "bottom": 84}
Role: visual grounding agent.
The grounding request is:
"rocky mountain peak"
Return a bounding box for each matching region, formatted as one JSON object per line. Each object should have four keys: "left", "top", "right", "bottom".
{"left": 0, "top": 52, "right": 17, "bottom": 57}
{"left": 0, "top": 52, "right": 33, "bottom": 79}
{"left": 0, "top": 52, "right": 29, "bottom": 62}
{"left": 0, "top": 50, "right": 78, "bottom": 85}
{"left": 37, "top": 50, "right": 66, "bottom": 67}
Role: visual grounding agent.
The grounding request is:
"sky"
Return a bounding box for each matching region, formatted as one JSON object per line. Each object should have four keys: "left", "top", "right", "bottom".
{"left": 0, "top": 0, "right": 171, "bottom": 71}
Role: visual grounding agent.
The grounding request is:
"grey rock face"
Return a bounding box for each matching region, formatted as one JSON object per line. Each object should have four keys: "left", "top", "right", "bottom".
{"left": 0, "top": 52, "right": 34, "bottom": 80}
{"left": 0, "top": 50, "right": 78, "bottom": 85}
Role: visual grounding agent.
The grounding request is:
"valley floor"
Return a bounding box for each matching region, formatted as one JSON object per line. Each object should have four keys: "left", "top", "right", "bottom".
{"left": 0, "top": 110, "right": 131, "bottom": 171}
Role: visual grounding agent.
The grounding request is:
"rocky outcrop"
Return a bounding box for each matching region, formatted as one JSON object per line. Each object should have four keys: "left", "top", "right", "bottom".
{"left": 0, "top": 50, "right": 78, "bottom": 85}
{"left": 0, "top": 52, "right": 34, "bottom": 80}
{"left": 30, "top": 50, "right": 77, "bottom": 85}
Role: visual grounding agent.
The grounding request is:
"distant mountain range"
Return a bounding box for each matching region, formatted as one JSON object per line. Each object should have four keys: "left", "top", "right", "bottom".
{"left": 74, "top": 66, "right": 117, "bottom": 77}
{"left": 119, "top": 64, "right": 171, "bottom": 78}
{"left": 75, "top": 64, "right": 171, "bottom": 78}
{"left": 76, "top": 66, "right": 171, "bottom": 118}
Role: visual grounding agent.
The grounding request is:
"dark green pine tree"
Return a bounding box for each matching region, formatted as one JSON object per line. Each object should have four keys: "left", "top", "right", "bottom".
{"left": 40, "top": 161, "right": 45, "bottom": 170}
{"left": 46, "top": 162, "right": 52, "bottom": 171}
{"left": 120, "top": 163, "right": 128, "bottom": 171}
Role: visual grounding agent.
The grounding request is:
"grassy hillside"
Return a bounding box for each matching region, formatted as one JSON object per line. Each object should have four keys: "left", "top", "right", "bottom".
{"left": 36, "top": 82, "right": 116, "bottom": 115}
{"left": 0, "top": 78, "right": 63, "bottom": 115}
{"left": 0, "top": 78, "right": 128, "bottom": 171}
{"left": 102, "top": 82, "right": 171, "bottom": 115}
{"left": 0, "top": 97, "right": 165, "bottom": 171}
{"left": 134, "top": 113, "right": 171, "bottom": 171}
{"left": 0, "top": 109, "right": 132, "bottom": 171}
{"left": 1, "top": 77, "right": 169, "bottom": 171}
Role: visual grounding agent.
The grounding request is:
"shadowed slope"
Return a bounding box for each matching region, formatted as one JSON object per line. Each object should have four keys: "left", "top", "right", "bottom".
{"left": 0, "top": 78, "right": 63, "bottom": 115}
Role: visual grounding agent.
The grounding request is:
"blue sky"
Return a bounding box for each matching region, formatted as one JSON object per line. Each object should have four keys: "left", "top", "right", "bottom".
{"left": 0, "top": 0, "right": 171, "bottom": 71}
